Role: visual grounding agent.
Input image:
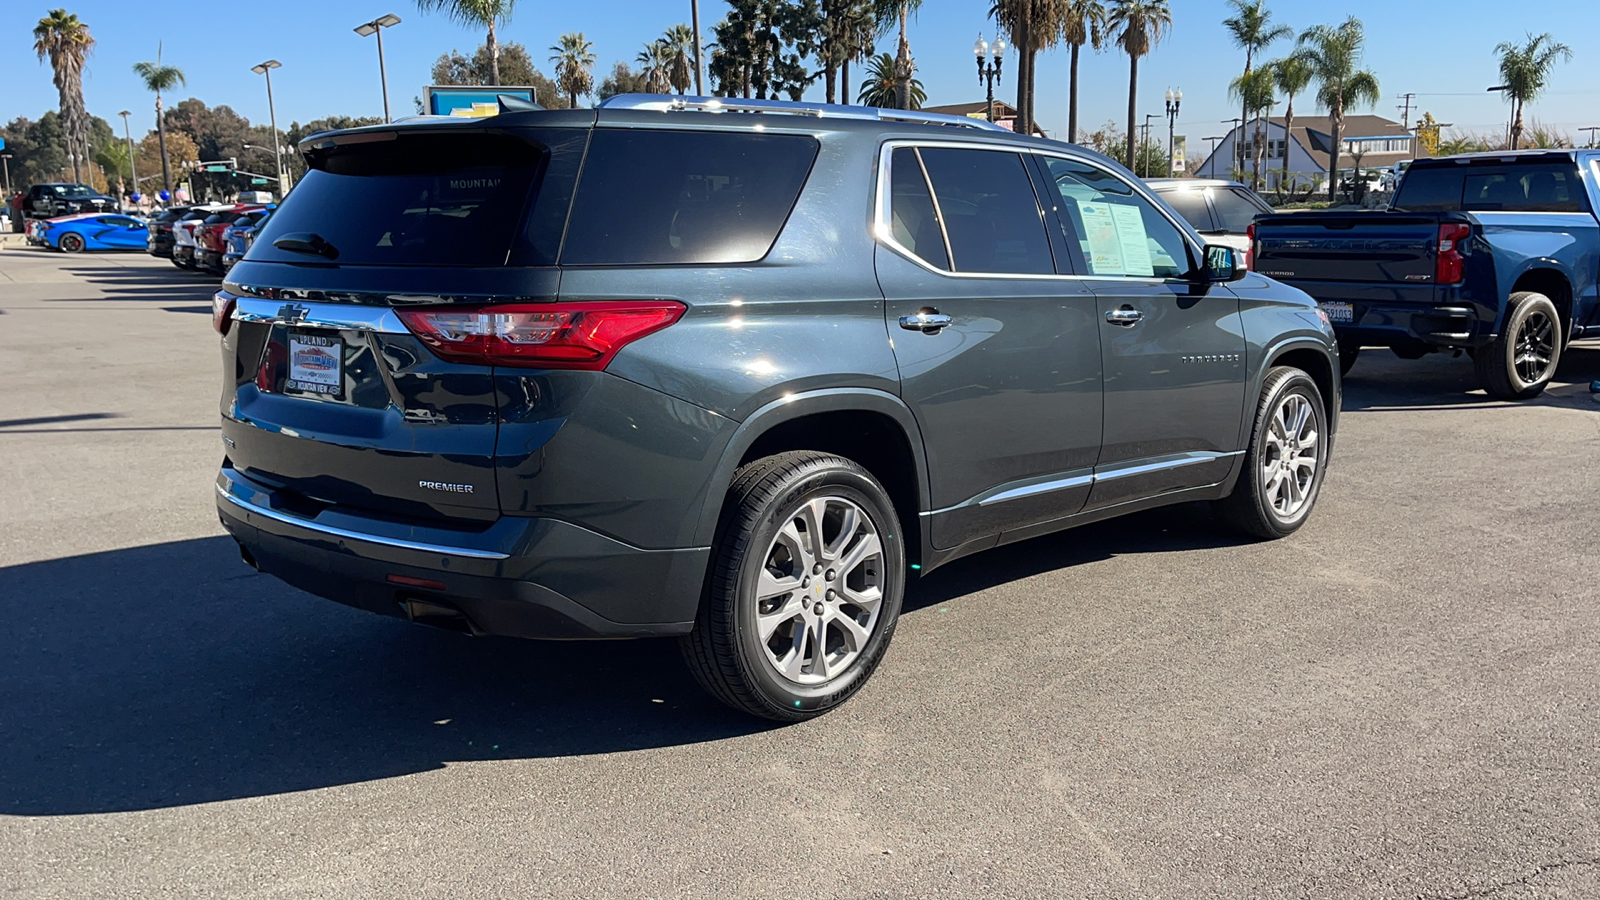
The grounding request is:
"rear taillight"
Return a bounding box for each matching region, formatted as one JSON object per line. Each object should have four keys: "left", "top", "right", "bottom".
{"left": 1436, "top": 222, "right": 1471, "bottom": 285}
{"left": 1245, "top": 223, "right": 1258, "bottom": 272}
{"left": 396, "top": 302, "right": 686, "bottom": 370}
{"left": 212, "top": 293, "right": 236, "bottom": 335}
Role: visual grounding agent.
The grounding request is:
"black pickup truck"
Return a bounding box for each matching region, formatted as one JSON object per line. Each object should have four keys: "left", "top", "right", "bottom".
{"left": 1250, "top": 150, "right": 1600, "bottom": 399}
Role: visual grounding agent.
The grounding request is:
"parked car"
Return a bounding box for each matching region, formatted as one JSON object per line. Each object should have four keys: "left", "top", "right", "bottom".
{"left": 215, "top": 95, "right": 1339, "bottom": 721}
{"left": 1144, "top": 178, "right": 1273, "bottom": 265}
{"left": 221, "top": 208, "right": 272, "bottom": 273}
{"left": 171, "top": 205, "right": 231, "bottom": 269}
{"left": 1251, "top": 149, "right": 1600, "bottom": 397}
{"left": 25, "top": 182, "right": 119, "bottom": 219}
{"left": 145, "top": 205, "right": 194, "bottom": 258}
{"left": 196, "top": 207, "right": 265, "bottom": 274}
{"left": 36, "top": 213, "right": 149, "bottom": 252}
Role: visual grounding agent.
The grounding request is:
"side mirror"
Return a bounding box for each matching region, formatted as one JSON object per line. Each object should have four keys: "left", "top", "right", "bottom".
{"left": 1202, "top": 244, "right": 1246, "bottom": 283}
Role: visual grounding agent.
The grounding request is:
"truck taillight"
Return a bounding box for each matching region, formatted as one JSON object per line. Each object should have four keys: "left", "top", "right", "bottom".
{"left": 397, "top": 302, "right": 686, "bottom": 370}
{"left": 1246, "top": 222, "right": 1258, "bottom": 272}
{"left": 1436, "top": 222, "right": 1471, "bottom": 285}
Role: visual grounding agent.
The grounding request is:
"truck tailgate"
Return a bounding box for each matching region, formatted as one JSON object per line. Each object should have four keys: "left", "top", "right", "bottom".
{"left": 1253, "top": 212, "right": 1445, "bottom": 284}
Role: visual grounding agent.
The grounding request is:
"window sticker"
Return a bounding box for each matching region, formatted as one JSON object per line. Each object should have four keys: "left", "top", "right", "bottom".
{"left": 1076, "top": 200, "right": 1155, "bottom": 277}
{"left": 1109, "top": 204, "right": 1155, "bottom": 277}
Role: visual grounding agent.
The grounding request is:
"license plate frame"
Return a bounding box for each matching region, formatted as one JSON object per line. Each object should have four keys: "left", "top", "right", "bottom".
{"left": 285, "top": 331, "right": 345, "bottom": 398}
{"left": 1320, "top": 301, "right": 1355, "bottom": 325}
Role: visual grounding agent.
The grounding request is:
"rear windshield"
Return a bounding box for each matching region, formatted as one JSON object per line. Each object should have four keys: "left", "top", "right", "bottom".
{"left": 1395, "top": 162, "right": 1589, "bottom": 213}
{"left": 251, "top": 130, "right": 579, "bottom": 267}
{"left": 559, "top": 129, "right": 819, "bottom": 266}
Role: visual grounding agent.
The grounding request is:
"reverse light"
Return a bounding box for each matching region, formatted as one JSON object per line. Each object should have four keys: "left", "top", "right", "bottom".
{"left": 1435, "top": 222, "right": 1471, "bottom": 285}
{"left": 212, "top": 292, "right": 237, "bottom": 335}
{"left": 396, "top": 301, "right": 686, "bottom": 370}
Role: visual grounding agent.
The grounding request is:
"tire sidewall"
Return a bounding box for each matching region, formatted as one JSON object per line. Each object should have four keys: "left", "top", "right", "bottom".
{"left": 59, "top": 233, "right": 84, "bottom": 253}
{"left": 1498, "top": 293, "right": 1561, "bottom": 394}
{"left": 730, "top": 467, "right": 906, "bottom": 715}
{"left": 1249, "top": 372, "right": 1329, "bottom": 537}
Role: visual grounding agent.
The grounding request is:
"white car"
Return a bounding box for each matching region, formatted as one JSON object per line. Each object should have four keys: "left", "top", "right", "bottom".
{"left": 1143, "top": 178, "right": 1273, "bottom": 265}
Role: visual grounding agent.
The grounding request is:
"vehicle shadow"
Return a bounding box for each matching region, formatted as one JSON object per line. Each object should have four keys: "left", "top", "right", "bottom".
{"left": 1, "top": 503, "right": 1243, "bottom": 816}
{"left": 1340, "top": 344, "right": 1599, "bottom": 412}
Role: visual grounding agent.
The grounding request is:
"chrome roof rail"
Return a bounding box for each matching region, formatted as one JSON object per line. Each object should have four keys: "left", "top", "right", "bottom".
{"left": 597, "top": 93, "right": 1013, "bottom": 133}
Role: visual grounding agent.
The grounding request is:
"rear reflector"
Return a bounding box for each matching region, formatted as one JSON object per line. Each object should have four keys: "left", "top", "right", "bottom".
{"left": 396, "top": 301, "right": 686, "bottom": 370}
{"left": 387, "top": 574, "right": 447, "bottom": 591}
{"left": 212, "top": 293, "right": 237, "bottom": 335}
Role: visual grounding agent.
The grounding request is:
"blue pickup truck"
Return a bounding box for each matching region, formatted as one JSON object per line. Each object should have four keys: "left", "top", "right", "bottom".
{"left": 1250, "top": 150, "right": 1599, "bottom": 399}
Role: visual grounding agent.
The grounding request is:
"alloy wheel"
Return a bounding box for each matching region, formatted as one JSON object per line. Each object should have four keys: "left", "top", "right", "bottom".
{"left": 1514, "top": 310, "right": 1557, "bottom": 385}
{"left": 1260, "top": 392, "right": 1319, "bottom": 519}
{"left": 753, "top": 496, "right": 885, "bottom": 686}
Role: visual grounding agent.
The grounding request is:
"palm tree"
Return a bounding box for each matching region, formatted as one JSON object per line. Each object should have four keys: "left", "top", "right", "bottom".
{"left": 1296, "top": 18, "right": 1380, "bottom": 202}
{"left": 1107, "top": 0, "right": 1172, "bottom": 170}
{"left": 1223, "top": 0, "right": 1291, "bottom": 167}
{"left": 873, "top": 0, "right": 924, "bottom": 110}
{"left": 1269, "top": 54, "right": 1312, "bottom": 192}
{"left": 857, "top": 52, "right": 925, "bottom": 109}
{"left": 838, "top": 2, "right": 877, "bottom": 103}
{"left": 551, "top": 32, "right": 597, "bottom": 109}
{"left": 991, "top": 0, "right": 1065, "bottom": 137}
{"left": 1062, "top": 0, "right": 1107, "bottom": 143}
{"left": 33, "top": 9, "right": 95, "bottom": 185}
{"left": 415, "top": 0, "right": 517, "bottom": 86}
{"left": 1230, "top": 68, "right": 1275, "bottom": 190}
{"left": 1494, "top": 33, "right": 1572, "bottom": 151}
{"left": 820, "top": 0, "right": 876, "bottom": 104}
{"left": 132, "top": 46, "right": 185, "bottom": 194}
{"left": 662, "top": 24, "right": 696, "bottom": 94}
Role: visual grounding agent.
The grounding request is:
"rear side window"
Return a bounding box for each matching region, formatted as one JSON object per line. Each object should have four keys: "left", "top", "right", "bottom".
{"left": 1042, "top": 157, "right": 1193, "bottom": 279}
{"left": 1397, "top": 163, "right": 1588, "bottom": 213}
{"left": 917, "top": 147, "right": 1055, "bottom": 275}
{"left": 253, "top": 130, "right": 570, "bottom": 267}
{"left": 561, "top": 129, "right": 818, "bottom": 266}
{"left": 1159, "top": 189, "right": 1215, "bottom": 232}
{"left": 886, "top": 148, "right": 951, "bottom": 270}
{"left": 1213, "top": 188, "right": 1268, "bottom": 233}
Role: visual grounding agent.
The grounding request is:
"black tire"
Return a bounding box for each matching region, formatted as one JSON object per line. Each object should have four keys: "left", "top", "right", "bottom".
{"left": 1338, "top": 343, "right": 1360, "bottom": 377}
{"left": 58, "top": 233, "right": 85, "bottom": 253}
{"left": 1475, "top": 292, "right": 1562, "bottom": 400}
{"left": 681, "top": 451, "right": 906, "bottom": 722}
{"left": 1214, "top": 366, "right": 1330, "bottom": 540}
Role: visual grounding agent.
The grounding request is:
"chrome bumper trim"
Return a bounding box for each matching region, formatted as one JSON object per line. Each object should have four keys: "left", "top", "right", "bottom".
{"left": 216, "top": 481, "right": 510, "bottom": 560}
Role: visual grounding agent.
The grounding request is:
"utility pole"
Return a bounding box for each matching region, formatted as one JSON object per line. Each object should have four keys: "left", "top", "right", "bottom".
{"left": 1396, "top": 93, "right": 1416, "bottom": 129}
{"left": 691, "top": 0, "right": 704, "bottom": 95}
{"left": 1581, "top": 126, "right": 1600, "bottom": 148}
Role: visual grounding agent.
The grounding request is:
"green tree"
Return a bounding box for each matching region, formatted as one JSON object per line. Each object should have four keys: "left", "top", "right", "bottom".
{"left": 709, "top": 0, "right": 820, "bottom": 101}
{"left": 1296, "top": 17, "right": 1381, "bottom": 201}
{"left": 856, "top": 52, "right": 924, "bottom": 108}
{"left": 1494, "top": 33, "right": 1572, "bottom": 151}
{"left": 551, "top": 32, "right": 597, "bottom": 109}
{"left": 818, "top": 0, "right": 875, "bottom": 104}
{"left": 1061, "top": 0, "right": 1107, "bottom": 143}
{"left": 662, "top": 24, "right": 697, "bottom": 94}
{"left": 599, "top": 62, "right": 651, "bottom": 101}
{"left": 637, "top": 40, "right": 674, "bottom": 93}
{"left": 430, "top": 41, "right": 565, "bottom": 108}
{"left": 1223, "top": 0, "right": 1291, "bottom": 168}
{"left": 873, "top": 0, "right": 924, "bottom": 110}
{"left": 1269, "top": 54, "right": 1313, "bottom": 190}
{"left": 415, "top": 0, "right": 518, "bottom": 86}
{"left": 1230, "top": 67, "right": 1276, "bottom": 190}
{"left": 33, "top": 9, "right": 95, "bottom": 184}
{"left": 132, "top": 45, "right": 185, "bottom": 193}
{"left": 1107, "top": 0, "right": 1172, "bottom": 170}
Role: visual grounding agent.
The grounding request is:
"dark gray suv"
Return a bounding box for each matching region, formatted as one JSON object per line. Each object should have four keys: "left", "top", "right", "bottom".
{"left": 214, "top": 95, "right": 1339, "bottom": 720}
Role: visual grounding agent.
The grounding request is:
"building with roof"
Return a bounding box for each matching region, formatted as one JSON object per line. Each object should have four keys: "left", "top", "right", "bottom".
{"left": 1194, "top": 114, "right": 1417, "bottom": 189}
{"left": 921, "top": 101, "right": 1048, "bottom": 137}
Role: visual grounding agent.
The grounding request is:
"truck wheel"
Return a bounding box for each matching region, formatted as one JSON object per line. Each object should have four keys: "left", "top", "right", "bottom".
{"left": 1475, "top": 292, "right": 1561, "bottom": 400}
{"left": 58, "top": 233, "right": 85, "bottom": 253}
{"left": 1338, "top": 344, "right": 1360, "bottom": 377}
{"left": 682, "top": 451, "right": 906, "bottom": 722}
{"left": 1214, "top": 366, "right": 1329, "bottom": 540}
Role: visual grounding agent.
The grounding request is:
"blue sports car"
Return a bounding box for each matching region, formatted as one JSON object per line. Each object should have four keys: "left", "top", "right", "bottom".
{"left": 40, "top": 213, "right": 150, "bottom": 252}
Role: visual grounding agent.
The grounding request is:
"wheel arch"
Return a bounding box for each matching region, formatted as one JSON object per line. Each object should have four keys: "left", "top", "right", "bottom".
{"left": 691, "top": 389, "right": 930, "bottom": 565}
{"left": 1507, "top": 265, "right": 1575, "bottom": 343}
{"left": 1255, "top": 337, "right": 1339, "bottom": 447}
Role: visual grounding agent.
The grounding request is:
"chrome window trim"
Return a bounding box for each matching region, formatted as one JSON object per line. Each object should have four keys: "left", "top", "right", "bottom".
{"left": 873, "top": 139, "right": 1207, "bottom": 284}
{"left": 233, "top": 297, "right": 409, "bottom": 334}
{"left": 216, "top": 481, "right": 511, "bottom": 560}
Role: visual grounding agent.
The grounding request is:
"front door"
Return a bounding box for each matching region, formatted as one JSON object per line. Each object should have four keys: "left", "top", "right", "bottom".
{"left": 1038, "top": 156, "right": 1248, "bottom": 510}
{"left": 877, "top": 145, "right": 1103, "bottom": 550}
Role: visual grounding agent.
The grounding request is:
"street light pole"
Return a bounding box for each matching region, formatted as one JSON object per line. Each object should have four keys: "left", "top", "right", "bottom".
{"left": 1141, "top": 114, "right": 1158, "bottom": 177}
{"left": 1163, "top": 87, "right": 1182, "bottom": 177}
{"left": 251, "top": 60, "right": 285, "bottom": 196}
{"left": 1203, "top": 136, "right": 1223, "bottom": 178}
{"left": 355, "top": 15, "right": 402, "bottom": 123}
{"left": 118, "top": 110, "right": 138, "bottom": 202}
{"left": 1580, "top": 126, "right": 1599, "bottom": 149}
{"left": 974, "top": 34, "right": 1005, "bottom": 124}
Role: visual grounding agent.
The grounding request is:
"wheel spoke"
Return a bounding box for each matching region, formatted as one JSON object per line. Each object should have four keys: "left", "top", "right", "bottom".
{"left": 835, "top": 529, "right": 882, "bottom": 579}
{"left": 821, "top": 502, "right": 861, "bottom": 562}
{"left": 757, "top": 597, "right": 803, "bottom": 642}
{"left": 798, "top": 499, "right": 829, "bottom": 560}
{"left": 778, "top": 620, "right": 810, "bottom": 680}
{"left": 807, "top": 617, "right": 829, "bottom": 680}
{"left": 830, "top": 610, "right": 871, "bottom": 653}
{"left": 756, "top": 568, "right": 802, "bottom": 603}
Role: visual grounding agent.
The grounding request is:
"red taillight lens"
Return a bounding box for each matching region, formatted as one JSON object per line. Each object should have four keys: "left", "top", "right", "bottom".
{"left": 396, "top": 302, "right": 686, "bottom": 370}
{"left": 1436, "top": 222, "right": 1471, "bottom": 285}
{"left": 1245, "top": 222, "right": 1258, "bottom": 272}
{"left": 212, "top": 293, "right": 236, "bottom": 335}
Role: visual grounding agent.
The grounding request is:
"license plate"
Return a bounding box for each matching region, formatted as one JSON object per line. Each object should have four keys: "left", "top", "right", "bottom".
{"left": 286, "top": 333, "right": 344, "bottom": 396}
{"left": 1320, "top": 302, "right": 1354, "bottom": 324}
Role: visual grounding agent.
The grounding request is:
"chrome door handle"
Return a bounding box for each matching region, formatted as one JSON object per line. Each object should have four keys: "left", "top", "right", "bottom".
{"left": 1105, "top": 307, "right": 1144, "bottom": 327}
{"left": 899, "top": 309, "right": 953, "bottom": 335}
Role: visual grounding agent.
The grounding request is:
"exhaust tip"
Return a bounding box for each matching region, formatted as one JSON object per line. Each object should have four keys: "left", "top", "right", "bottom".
{"left": 397, "top": 596, "right": 479, "bottom": 636}
{"left": 238, "top": 543, "right": 259, "bottom": 571}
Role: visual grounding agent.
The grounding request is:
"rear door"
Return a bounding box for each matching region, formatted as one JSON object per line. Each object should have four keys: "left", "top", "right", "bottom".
{"left": 221, "top": 123, "right": 588, "bottom": 524}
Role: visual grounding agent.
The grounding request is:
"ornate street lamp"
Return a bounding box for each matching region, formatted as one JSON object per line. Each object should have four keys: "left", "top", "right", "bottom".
{"left": 974, "top": 34, "right": 1005, "bottom": 124}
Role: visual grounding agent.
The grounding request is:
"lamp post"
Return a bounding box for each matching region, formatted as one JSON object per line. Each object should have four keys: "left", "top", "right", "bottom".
{"left": 251, "top": 60, "right": 285, "bottom": 196}
{"left": 973, "top": 34, "right": 1006, "bottom": 125}
{"left": 1, "top": 151, "right": 13, "bottom": 196}
{"left": 354, "top": 14, "right": 402, "bottom": 123}
{"left": 1581, "top": 126, "right": 1600, "bottom": 149}
{"left": 1487, "top": 84, "right": 1512, "bottom": 148}
{"left": 1140, "top": 113, "right": 1158, "bottom": 176}
{"left": 118, "top": 110, "right": 138, "bottom": 202}
{"left": 1203, "top": 135, "right": 1223, "bottom": 178}
{"left": 1163, "top": 87, "right": 1182, "bottom": 177}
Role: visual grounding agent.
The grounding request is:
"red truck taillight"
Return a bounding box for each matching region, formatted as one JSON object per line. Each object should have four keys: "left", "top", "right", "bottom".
{"left": 1245, "top": 223, "right": 1258, "bottom": 272}
{"left": 1435, "top": 222, "right": 1471, "bottom": 284}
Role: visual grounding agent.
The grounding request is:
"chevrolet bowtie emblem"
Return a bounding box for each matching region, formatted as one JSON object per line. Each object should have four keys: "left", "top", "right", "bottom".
{"left": 277, "top": 302, "right": 309, "bottom": 323}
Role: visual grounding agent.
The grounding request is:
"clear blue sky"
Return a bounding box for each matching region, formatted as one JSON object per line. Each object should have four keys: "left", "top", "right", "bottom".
{"left": 5, "top": 0, "right": 1597, "bottom": 146}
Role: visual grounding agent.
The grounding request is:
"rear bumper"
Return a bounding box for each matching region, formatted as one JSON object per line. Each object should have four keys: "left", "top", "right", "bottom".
{"left": 148, "top": 236, "right": 174, "bottom": 257}
{"left": 1332, "top": 300, "right": 1492, "bottom": 349}
{"left": 216, "top": 465, "right": 707, "bottom": 640}
{"left": 196, "top": 249, "right": 224, "bottom": 271}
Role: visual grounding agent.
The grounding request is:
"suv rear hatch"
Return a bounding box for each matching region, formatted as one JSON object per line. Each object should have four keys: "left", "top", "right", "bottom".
{"left": 219, "top": 118, "right": 591, "bottom": 524}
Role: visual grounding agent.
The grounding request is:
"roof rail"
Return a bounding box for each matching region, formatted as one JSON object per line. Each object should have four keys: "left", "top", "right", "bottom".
{"left": 597, "top": 93, "right": 1013, "bottom": 133}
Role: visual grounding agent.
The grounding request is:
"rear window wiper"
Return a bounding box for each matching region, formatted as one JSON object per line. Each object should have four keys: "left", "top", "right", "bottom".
{"left": 272, "top": 232, "right": 340, "bottom": 260}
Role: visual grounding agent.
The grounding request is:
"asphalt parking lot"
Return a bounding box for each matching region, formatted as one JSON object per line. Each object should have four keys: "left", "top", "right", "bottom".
{"left": 2, "top": 248, "right": 1597, "bottom": 899}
